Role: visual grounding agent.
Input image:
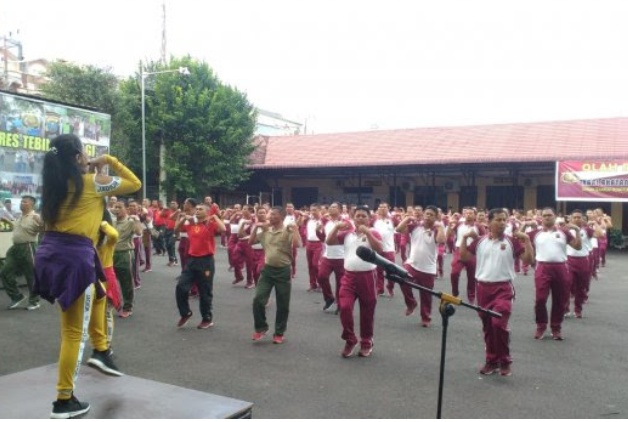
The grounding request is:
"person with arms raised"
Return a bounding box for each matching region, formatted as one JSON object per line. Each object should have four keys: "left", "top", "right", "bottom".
{"left": 250, "top": 206, "right": 301, "bottom": 344}
{"left": 460, "top": 208, "right": 533, "bottom": 376}
{"left": 174, "top": 203, "right": 225, "bottom": 330}
{"left": 327, "top": 206, "right": 383, "bottom": 358}
{"left": 34, "top": 134, "right": 141, "bottom": 419}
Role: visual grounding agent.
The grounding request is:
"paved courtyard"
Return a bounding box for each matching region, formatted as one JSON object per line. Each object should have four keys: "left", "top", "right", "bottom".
{"left": 1, "top": 247, "right": 627, "bottom": 419}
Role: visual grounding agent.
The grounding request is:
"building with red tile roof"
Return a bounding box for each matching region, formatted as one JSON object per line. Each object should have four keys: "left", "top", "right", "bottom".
{"left": 238, "top": 117, "right": 628, "bottom": 231}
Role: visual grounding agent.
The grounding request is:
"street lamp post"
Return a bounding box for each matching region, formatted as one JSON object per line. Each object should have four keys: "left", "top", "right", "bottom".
{"left": 140, "top": 60, "right": 190, "bottom": 200}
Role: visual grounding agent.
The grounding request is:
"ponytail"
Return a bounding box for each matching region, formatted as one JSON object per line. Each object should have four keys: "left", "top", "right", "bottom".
{"left": 41, "top": 134, "right": 86, "bottom": 226}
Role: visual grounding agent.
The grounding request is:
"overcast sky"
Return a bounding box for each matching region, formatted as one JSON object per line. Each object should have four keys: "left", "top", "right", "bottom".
{"left": 2, "top": 0, "right": 627, "bottom": 134}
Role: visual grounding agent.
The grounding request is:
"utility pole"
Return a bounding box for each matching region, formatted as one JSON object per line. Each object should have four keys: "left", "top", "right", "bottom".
{"left": 159, "top": 1, "right": 168, "bottom": 203}
{"left": 161, "top": 3, "right": 167, "bottom": 64}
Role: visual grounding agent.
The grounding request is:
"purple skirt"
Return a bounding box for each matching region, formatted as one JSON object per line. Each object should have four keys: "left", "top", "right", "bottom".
{"left": 34, "top": 231, "right": 106, "bottom": 311}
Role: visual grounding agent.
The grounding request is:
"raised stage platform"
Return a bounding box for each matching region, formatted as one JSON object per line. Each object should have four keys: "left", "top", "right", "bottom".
{"left": 0, "top": 364, "right": 253, "bottom": 418}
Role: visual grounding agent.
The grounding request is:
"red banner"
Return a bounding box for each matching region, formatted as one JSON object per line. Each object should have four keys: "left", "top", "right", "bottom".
{"left": 556, "top": 160, "right": 628, "bottom": 202}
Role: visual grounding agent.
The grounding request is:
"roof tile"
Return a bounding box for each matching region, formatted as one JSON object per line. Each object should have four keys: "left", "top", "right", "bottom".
{"left": 249, "top": 117, "right": 628, "bottom": 169}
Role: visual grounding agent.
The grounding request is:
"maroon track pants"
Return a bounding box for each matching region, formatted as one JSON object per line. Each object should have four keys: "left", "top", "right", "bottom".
{"left": 318, "top": 257, "right": 344, "bottom": 302}
{"left": 477, "top": 281, "right": 514, "bottom": 365}
{"left": 450, "top": 249, "right": 477, "bottom": 304}
{"left": 567, "top": 256, "right": 590, "bottom": 314}
{"left": 375, "top": 251, "right": 396, "bottom": 295}
{"left": 338, "top": 269, "right": 378, "bottom": 347}
{"left": 534, "top": 262, "right": 570, "bottom": 331}
{"left": 400, "top": 265, "right": 436, "bottom": 323}
{"left": 305, "top": 241, "right": 323, "bottom": 289}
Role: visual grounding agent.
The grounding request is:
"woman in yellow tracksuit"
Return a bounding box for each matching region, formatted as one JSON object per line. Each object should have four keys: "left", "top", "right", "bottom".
{"left": 34, "top": 134, "right": 141, "bottom": 419}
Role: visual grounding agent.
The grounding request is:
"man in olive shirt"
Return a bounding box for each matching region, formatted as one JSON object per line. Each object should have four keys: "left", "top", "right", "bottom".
{"left": 112, "top": 201, "right": 143, "bottom": 318}
{"left": 249, "top": 206, "right": 301, "bottom": 344}
{"left": 1, "top": 196, "right": 43, "bottom": 310}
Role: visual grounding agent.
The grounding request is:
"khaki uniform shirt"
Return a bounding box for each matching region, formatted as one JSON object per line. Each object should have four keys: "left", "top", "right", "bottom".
{"left": 12, "top": 211, "right": 42, "bottom": 244}
{"left": 259, "top": 226, "right": 295, "bottom": 267}
{"left": 115, "top": 217, "right": 136, "bottom": 251}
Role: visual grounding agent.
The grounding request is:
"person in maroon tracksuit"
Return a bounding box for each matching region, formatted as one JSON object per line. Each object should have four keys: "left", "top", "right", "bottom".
{"left": 396, "top": 205, "right": 446, "bottom": 327}
{"left": 326, "top": 206, "right": 383, "bottom": 358}
{"left": 127, "top": 200, "right": 143, "bottom": 289}
{"left": 595, "top": 208, "right": 612, "bottom": 268}
{"left": 397, "top": 206, "right": 415, "bottom": 263}
{"left": 203, "top": 196, "right": 220, "bottom": 219}
{"left": 371, "top": 202, "right": 397, "bottom": 297}
{"left": 316, "top": 202, "right": 350, "bottom": 312}
{"left": 299, "top": 203, "right": 324, "bottom": 292}
{"left": 283, "top": 203, "right": 299, "bottom": 279}
{"left": 448, "top": 208, "right": 485, "bottom": 304}
{"left": 235, "top": 205, "right": 256, "bottom": 288}
{"left": 248, "top": 207, "right": 268, "bottom": 286}
{"left": 445, "top": 212, "right": 458, "bottom": 254}
{"left": 527, "top": 207, "right": 581, "bottom": 341}
{"left": 227, "top": 204, "right": 243, "bottom": 281}
{"left": 140, "top": 198, "right": 154, "bottom": 272}
{"left": 220, "top": 209, "right": 230, "bottom": 248}
{"left": 519, "top": 217, "right": 539, "bottom": 276}
{"left": 565, "top": 210, "right": 601, "bottom": 318}
{"left": 392, "top": 208, "right": 402, "bottom": 255}
{"left": 461, "top": 208, "right": 533, "bottom": 377}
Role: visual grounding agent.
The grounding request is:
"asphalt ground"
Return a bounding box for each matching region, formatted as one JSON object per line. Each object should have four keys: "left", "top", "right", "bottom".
{"left": 1, "top": 246, "right": 627, "bottom": 419}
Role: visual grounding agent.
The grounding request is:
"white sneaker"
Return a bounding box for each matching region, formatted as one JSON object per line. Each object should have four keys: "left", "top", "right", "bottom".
{"left": 8, "top": 296, "right": 27, "bottom": 310}
{"left": 27, "top": 303, "right": 41, "bottom": 311}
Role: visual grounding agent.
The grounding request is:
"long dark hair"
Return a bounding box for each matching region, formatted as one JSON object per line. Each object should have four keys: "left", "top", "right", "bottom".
{"left": 41, "top": 134, "right": 86, "bottom": 226}
{"left": 97, "top": 203, "right": 113, "bottom": 248}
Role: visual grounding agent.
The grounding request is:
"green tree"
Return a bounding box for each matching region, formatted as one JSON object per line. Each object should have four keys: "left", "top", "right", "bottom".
{"left": 40, "top": 57, "right": 257, "bottom": 199}
{"left": 121, "top": 56, "right": 257, "bottom": 199}
{"left": 39, "top": 61, "right": 133, "bottom": 164}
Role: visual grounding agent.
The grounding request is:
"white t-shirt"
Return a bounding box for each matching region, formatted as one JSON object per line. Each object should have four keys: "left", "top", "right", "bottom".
{"left": 468, "top": 235, "right": 523, "bottom": 282}
{"left": 406, "top": 222, "right": 439, "bottom": 275}
{"left": 529, "top": 229, "right": 573, "bottom": 263}
{"left": 590, "top": 228, "right": 599, "bottom": 248}
{"left": 504, "top": 220, "right": 518, "bottom": 237}
{"left": 306, "top": 219, "right": 321, "bottom": 242}
{"left": 372, "top": 218, "right": 396, "bottom": 253}
{"left": 567, "top": 227, "right": 593, "bottom": 257}
{"left": 455, "top": 223, "right": 481, "bottom": 248}
{"left": 284, "top": 214, "right": 297, "bottom": 227}
{"left": 229, "top": 221, "right": 240, "bottom": 235}
{"left": 339, "top": 229, "right": 382, "bottom": 272}
{"left": 251, "top": 226, "right": 264, "bottom": 250}
{"left": 322, "top": 219, "right": 345, "bottom": 259}
{"left": 237, "top": 219, "right": 254, "bottom": 240}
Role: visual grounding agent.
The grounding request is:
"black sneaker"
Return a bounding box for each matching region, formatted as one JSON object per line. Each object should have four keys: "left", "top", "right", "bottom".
{"left": 87, "top": 349, "right": 124, "bottom": 376}
{"left": 51, "top": 395, "right": 90, "bottom": 419}
{"left": 323, "top": 298, "right": 335, "bottom": 311}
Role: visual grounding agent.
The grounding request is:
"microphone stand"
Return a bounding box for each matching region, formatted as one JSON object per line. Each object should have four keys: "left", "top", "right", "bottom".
{"left": 385, "top": 273, "right": 501, "bottom": 419}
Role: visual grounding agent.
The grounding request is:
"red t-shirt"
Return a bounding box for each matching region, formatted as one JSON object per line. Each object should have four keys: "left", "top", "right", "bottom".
{"left": 152, "top": 207, "right": 164, "bottom": 226}
{"left": 181, "top": 219, "right": 219, "bottom": 257}
{"left": 208, "top": 203, "right": 220, "bottom": 216}
{"left": 162, "top": 209, "right": 176, "bottom": 230}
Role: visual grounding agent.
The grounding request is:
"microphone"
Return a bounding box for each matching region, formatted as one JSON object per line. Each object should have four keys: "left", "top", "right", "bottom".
{"left": 356, "top": 246, "right": 410, "bottom": 279}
